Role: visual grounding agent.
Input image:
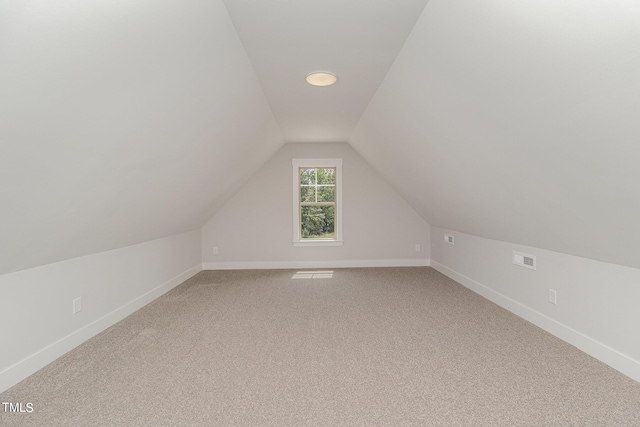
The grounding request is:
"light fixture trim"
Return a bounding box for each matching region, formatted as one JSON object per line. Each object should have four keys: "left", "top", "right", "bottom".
{"left": 306, "top": 71, "right": 338, "bottom": 87}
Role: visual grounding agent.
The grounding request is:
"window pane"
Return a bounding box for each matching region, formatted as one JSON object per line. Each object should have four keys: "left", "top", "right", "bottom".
{"left": 300, "top": 168, "right": 316, "bottom": 185}
{"left": 317, "top": 185, "right": 335, "bottom": 202}
{"left": 300, "top": 185, "right": 315, "bottom": 203}
{"left": 301, "top": 205, "right": 335, "bottom": 239}
{"left": 316, "top": 168, "right": 335, "bottom": 185}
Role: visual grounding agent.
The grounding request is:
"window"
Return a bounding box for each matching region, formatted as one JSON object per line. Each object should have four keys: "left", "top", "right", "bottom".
{"left": 292, "top": 158, "right": 343, "bottom": 246}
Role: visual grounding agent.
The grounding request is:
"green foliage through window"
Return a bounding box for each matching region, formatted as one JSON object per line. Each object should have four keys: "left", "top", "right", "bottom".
{"left": 299, "top": 168, "right": 336, "bottom": 239}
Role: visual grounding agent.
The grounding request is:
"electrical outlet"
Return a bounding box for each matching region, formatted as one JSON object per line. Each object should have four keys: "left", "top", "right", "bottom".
{"left": 444, "top": 234, "right": 454, "bottom": 245}
{"left": 73, "top": 297, "right": 82, "bottom": 314}
{"left": 213, "top": 246, "right": 218, "bottom": 255}
{"left": 415, "top": 244, "right": 420, "bottom": 252}
{"left": 548, "top": 289, "right": 557, "bottom": 305}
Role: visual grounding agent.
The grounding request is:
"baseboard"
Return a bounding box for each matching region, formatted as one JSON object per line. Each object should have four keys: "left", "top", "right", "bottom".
{"left": 203, "top": 258, "right": 430, "bottom": 270}
{"left": 431, "top": 260, "right": 640, "bottom": 383}
{"left": 0, "top": 264, "right": 202, "bottom": 393}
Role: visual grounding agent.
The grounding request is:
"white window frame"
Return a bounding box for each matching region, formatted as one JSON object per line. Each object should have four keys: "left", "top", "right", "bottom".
{"left": 292, "top": 158, "right": 343, "bottom": 247}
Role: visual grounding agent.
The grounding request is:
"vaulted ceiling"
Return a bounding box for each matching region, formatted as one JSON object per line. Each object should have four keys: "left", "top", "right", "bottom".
{"left": 223, "top": 0, "right": 429, "bottom": 142}
{"left": 2, "top": 0, "right": 640, "bottom": 274}
{"left": 350, "top": 0, "right": 640, "bottom": 268}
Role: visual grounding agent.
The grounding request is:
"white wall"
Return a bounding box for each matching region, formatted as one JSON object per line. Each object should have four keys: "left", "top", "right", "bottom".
{"left": 0, "top": 0, "right": 283, "bottom": 275}
{"left": 0, "top": 230, "right": 202, "bottom": 393}
{"left": 351, "top": 0, "right": 640, "bottom": 270}
{"left": 202, "top": 143, "right": 430, "bottom": 269}
{"left": 431, "top": 226, "right": 640, "bottom": 383}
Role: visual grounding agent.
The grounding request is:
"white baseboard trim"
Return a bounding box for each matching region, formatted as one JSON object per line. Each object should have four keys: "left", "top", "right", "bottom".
{"left": 203, "top": 258, "right": 430, "bottom": 270}
{"left": 0, "top": 264, "right": 202, "bottom": 393}
{"left": 431, "top": 260, "right": 640, "bottom": 383}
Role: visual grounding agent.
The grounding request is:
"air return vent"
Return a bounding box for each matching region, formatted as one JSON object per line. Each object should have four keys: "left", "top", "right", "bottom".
{"left": 444, "top": 234, "right": 454, "bottom": 244}
{"left": 513, "top": 251, "right": 536, "bottom": 270}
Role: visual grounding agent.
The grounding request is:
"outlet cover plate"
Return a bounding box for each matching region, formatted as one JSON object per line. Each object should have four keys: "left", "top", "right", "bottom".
{"left": 73, "top": 297, "right": 82, "bottom": 314}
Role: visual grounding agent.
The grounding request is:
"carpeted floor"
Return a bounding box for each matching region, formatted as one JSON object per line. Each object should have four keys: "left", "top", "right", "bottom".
{"left": 1, "top": 267, "right": 639, "bottom": 426}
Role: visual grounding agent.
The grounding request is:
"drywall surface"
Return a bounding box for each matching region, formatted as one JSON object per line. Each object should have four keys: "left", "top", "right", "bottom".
{"left": 0, "top": 230, "right": 201, "bottom": 393}
{"left": 222, "top": 0, "right": 429, "bottom": 142}
{"left": 431, "top": 226, "right": 640, "bottom": 383}
{"left": 0, "top": 0, "right": 283, "bottom": 275}
{"left": 351, "top": 0, "right": 640, "bottom": 269}
{"left": 202, "top": 143, "right": 430, "bottom": 269}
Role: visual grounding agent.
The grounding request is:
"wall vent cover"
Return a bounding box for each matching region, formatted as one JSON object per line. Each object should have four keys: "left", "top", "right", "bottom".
{"left": 513, "top": 251, "right": 536, "bottom": 270}
{"left": 444, "top": 234, "right": 454, "bottom": 244}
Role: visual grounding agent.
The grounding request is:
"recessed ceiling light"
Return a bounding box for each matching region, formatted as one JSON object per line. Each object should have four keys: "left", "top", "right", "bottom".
{"left": 306, "top": 71, "right": 337, "bottom": 87}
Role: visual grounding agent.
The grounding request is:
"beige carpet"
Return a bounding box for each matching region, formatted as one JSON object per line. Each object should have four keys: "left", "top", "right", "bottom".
{"left": 1, "top": 267, "right": 639, "bottom": 426}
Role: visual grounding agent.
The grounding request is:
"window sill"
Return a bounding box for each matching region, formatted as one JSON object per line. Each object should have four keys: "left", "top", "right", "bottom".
{"left": 293, "top": 240, "right": 344, "bottom": 247}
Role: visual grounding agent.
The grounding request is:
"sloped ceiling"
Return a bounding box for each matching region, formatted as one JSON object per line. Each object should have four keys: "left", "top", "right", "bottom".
{"left": 3, "top": 0, "right": 640, "bottom": 274}
{"left": 350, "top": 0, "right": 640, "bottom": 268}
{"left": 222, "top": 0, "right": 429, "bottom": 143}
{"left": 0, "top": 0, "right": 283, "bottom": 274}
{"left": 0, "top": 0, "right": 429, "bottom": 275}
